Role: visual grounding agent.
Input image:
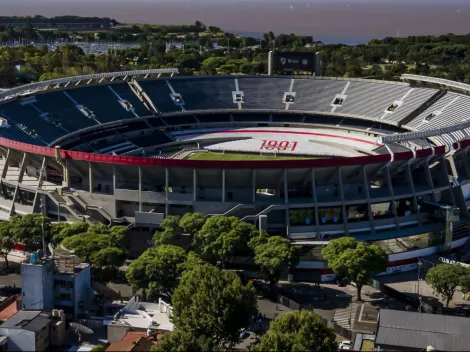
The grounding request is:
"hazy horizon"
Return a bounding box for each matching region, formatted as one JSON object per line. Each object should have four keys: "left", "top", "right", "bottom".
{"left": 2, "top": 0, "right": 470, "bottom": 44}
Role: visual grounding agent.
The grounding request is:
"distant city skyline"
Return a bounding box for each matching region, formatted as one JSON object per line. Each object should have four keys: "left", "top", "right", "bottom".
{"left": 2, "top": 0, "right": 470, "bottom": 44}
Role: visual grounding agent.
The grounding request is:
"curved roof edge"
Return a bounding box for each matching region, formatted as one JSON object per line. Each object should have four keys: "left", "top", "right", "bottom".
{"left": 0, "top": 137, "right": 450, "bottom": 169}
{"left": 0, "top": 68, "right": 179, "bottom": 101}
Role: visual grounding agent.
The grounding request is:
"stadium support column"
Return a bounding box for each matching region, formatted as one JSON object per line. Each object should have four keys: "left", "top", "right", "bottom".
{"left": 165, "top": 168, "right": 169, "bottom": 217}
{"left": 385, "top": 165, "right": 399, "bottom": 229}
{"left": 405, "top": 163, "right": 418, "bottom": 215}
{"left": 311, "top": 169, "right": 321, "bottom": 237}
{"left": 88, "top": 162, "right": 93, "bottom": 193}
{"left": 63, "top": 159, "right": 70, "bottom": 188}
{"left": 423, "top": 162, "right": 437, "bottom": 202}
{"left": 283, "top": 169, "right": 289, "bottom": 233}
{"left": 222, "top": 169, "right": 226, "bottom": 203}
{"left": 268, "top": 51, "right": 274, "bottom": 76}
{"left": 138, "top": 167, "right": 142, "bottom": 212}
{"left": 1, "top": 148, "right": 10, "bottom": 180}
{"left": 11, "top": 153, "right": 28, "bottom": 215}
{"left": 361, "top": 166, "right": 375, "bottom": 234}
{"left": 338, "top": 168, "right": 349, "bottom": 235}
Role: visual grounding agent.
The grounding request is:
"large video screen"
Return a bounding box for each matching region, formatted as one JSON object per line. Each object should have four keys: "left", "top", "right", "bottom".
{"left": 273, "top": 52, "right": 316, "bottom": 74}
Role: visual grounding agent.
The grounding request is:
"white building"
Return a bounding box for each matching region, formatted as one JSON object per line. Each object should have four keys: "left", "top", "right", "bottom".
{"left": 107, "top": 296, "right": 174, "bottom": 343}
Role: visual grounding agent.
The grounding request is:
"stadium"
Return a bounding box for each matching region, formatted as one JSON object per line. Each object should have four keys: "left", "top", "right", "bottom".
{"left": 0, "top": 66, "right": 470, "bottom": 281}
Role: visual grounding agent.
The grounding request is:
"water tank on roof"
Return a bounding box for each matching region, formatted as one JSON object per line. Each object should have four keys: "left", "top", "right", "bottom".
{"left": 30, "top": 252, "right": 38, "bottom": 265}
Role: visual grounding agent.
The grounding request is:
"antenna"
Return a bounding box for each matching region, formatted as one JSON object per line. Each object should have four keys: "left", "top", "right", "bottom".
{"left": 70, "top": 322, "right": 94, "bottom": 344}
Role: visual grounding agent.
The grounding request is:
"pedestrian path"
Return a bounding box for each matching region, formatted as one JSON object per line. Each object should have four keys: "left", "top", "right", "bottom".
{"left": 333, "top": 303, "right": 359, "bottom": 330}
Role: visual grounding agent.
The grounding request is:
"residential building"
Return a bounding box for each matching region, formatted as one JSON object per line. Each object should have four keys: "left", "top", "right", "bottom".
{"left": 0, "top": 310, "right": 66, "bottom": 352}
{"left": 107, "top": 297, "right": 173, "bottom": 343}
{"left": 21, "top": 253, "right": 93, "bottom": 319}
{"left": 106, "top": 335, "right": 154, "bottom": 352}
{"left": 375, "top": 309, "right": 470, "bottom": 351}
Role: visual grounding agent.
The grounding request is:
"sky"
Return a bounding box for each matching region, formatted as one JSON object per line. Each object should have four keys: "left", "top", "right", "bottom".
{"left": 2, "top": 0, "right": 470, "bottom": 44}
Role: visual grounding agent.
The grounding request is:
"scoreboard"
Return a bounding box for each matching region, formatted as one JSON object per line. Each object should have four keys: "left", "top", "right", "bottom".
{"left": 271, "top": 51, "right": 318, "bottom": 75}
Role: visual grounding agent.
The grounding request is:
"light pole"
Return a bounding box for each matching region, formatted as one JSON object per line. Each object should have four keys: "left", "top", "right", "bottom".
{"left": 39, "top": 198, "right": 46, "bottom": 256}
{"left": 417, "top": 257, "right": 435, "bottom": 312}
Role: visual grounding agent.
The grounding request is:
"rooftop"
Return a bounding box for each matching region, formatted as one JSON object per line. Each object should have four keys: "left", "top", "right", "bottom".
{"left": 0, "top": 299, "right": 18, "bottom": 321}
{"left": 106, "top": 336, "right": 154, "bottom": 352}
{"left": 1, "top": 310, "right": 51, "bottom": 332}
{"left": 110, "top": 298, "right": 174, "bottom": 332}
{"left": 376, "top": 309, "right": 470, "bottom": 351}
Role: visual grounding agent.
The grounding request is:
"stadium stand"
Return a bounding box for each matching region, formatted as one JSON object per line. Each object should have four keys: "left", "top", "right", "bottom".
{"left": 169, "top": 77, "right": 235, "bottom": 110}
{"left": 138, "top": 79, "right": 182, "bottom": 113}
{"left": 237, "top": 77, "right": 291, "bottom": 109}
{"left": 108, "top": 83, "right": 149, "bottom": 117}
{"left": 381, "top": 87, "right": 439, "bottom": 125}
{"left": 339, "top": 81, "right": 409, "bottom": 118}
{"left": 0, "top": 102, "right": 65, "bottom": 144}
{"left": 195, "top": 114, "right": 232, "bottom": 124}
{"left": 33, "top": 91, "right": 98, "bottom": 131}
{"left": 65, "top": 85, "right": 137, "bottom": 123}
{"left": 292, "top": 79, "right": 346, "bottom": 111}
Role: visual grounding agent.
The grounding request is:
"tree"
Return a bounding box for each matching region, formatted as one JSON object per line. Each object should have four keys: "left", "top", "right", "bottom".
{"left": 179, "top": 212, "right": 205, "bottom": 249}
{"left": 0, "top": 222, "right": 14, "bottom": 269}
{"left": 151, "top": 330, "right": 215, "bottom": 352}
{"left": 90, "top": 345, "right": 106, "bottom": 352}
{"left": 251, "top": 310, "right": 337, "bottom": 352}
{"left": 459, "top": 269, "right": 470, "bottom": 299}
{"left": 91, "top": 247, "right": 126, "bottom": 273}
{"left": 153, "top": 215, "right": 181, "bottom": 246}
{"left": 249, "top": 236, "right": 299, "bottom": 290}
{"left": 171, "top": 263, "right": 256, "bottom": 347}
{"left": 126, "top": 245, "right": 187, "bottom": 299}
{"left": 61, "top": 232, "right": 109, "bottom": 262}
{"left": 193, "top": 215, "right": 258, "bottom": 266}
{"left": 52, "top": 222, "right": 89, "bottom": 243}
{"left": 10, "top": 214, "right": 51, "bottom": 251}
{"left": 322, "top": 238, "right": 387, "bottom": 301}
{"left": 426, "top": 264, "right": 466, "bottom": 307}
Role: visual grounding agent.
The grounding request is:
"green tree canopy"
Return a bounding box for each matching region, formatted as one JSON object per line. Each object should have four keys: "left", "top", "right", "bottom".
{"left": 0, "top": 222, "right": 14, "bottom": 269}
{"left": 126, "top": 245, "right": 187, "bottom": 299}
{"left": 251, "top": 310, "right": 337, "bottom": 352}
{"left": 10, "top": 214, "right": 51, "bottom": 251}
{"left": 153, "top": 215, "right": 182, "bottom": 246}
{"left": 249, "top": 235, "right": 299, "bottom": 290}
{"left": 151, "top": 330, "right": 215, "bottom": 352}
{"left": 322, "top": 238, "right": 387, "bottom": 301}
{"left": 171, "top": 263, "right": 257, "bottom": 347}
{"left": 426, "top": 264, "right": 466, "bottom": 307}
{"left": 91, "top": 247, "right": 126, "bottom": 271}
{"left": 52, "top": 222, "right": 89, "bottom": 243}
{"left": 193, "top": 215, "right": 257, "bottom": 265}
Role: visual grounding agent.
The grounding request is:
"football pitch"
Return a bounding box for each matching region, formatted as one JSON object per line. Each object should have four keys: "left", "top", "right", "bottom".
{"left": 185, "top": 152, "right": 315, "bottom": 161}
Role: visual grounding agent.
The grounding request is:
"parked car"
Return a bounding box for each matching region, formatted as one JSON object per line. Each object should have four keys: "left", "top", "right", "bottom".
{"left": 339, "top": 340, "right": 352, "bottom": 350}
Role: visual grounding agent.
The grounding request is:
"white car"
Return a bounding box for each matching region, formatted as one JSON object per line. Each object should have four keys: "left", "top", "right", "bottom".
{"left": 339, "top": 340, "right": 352, "bottom": 350}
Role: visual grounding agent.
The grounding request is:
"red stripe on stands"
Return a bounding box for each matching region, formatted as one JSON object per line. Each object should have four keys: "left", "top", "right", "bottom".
{"left": 174, "top": 129, "right": 382, "bottom": 146}
{"left": 0, "top": 137, "right": 446, "bottom": 169}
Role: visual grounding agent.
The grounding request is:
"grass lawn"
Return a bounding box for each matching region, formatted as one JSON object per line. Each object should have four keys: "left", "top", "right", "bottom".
{"left": 185, "top": 152, "right": 315, "bottom": 161}
{"left": 361, "top": 340, "right": 374, "bottom": 351}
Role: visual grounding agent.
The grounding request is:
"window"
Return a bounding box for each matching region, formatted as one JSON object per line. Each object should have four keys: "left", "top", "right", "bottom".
{"left": 387, "top": 104, "right": 398, "bottom": 112}
{"left": 283, "top": 94, "right": 295, "bottom": 103}
{"left": 60, "top": 293, "right": 71, "bottom": 301}
{"left": 333, "top": 97, "right": 344, "bottom": 105}
{"left": 424, "top": 113, "right": 435, "bottom": 122}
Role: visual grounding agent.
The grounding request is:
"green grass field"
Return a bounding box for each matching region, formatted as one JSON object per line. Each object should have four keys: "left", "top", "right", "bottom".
{"left": 185, "top": 152, "right": 314, "bottom": 161}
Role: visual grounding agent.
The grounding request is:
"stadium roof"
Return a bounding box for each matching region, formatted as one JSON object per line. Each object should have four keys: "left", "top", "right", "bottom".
{"left": 375, "top": 309, "right": 470, "bottom": 351}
